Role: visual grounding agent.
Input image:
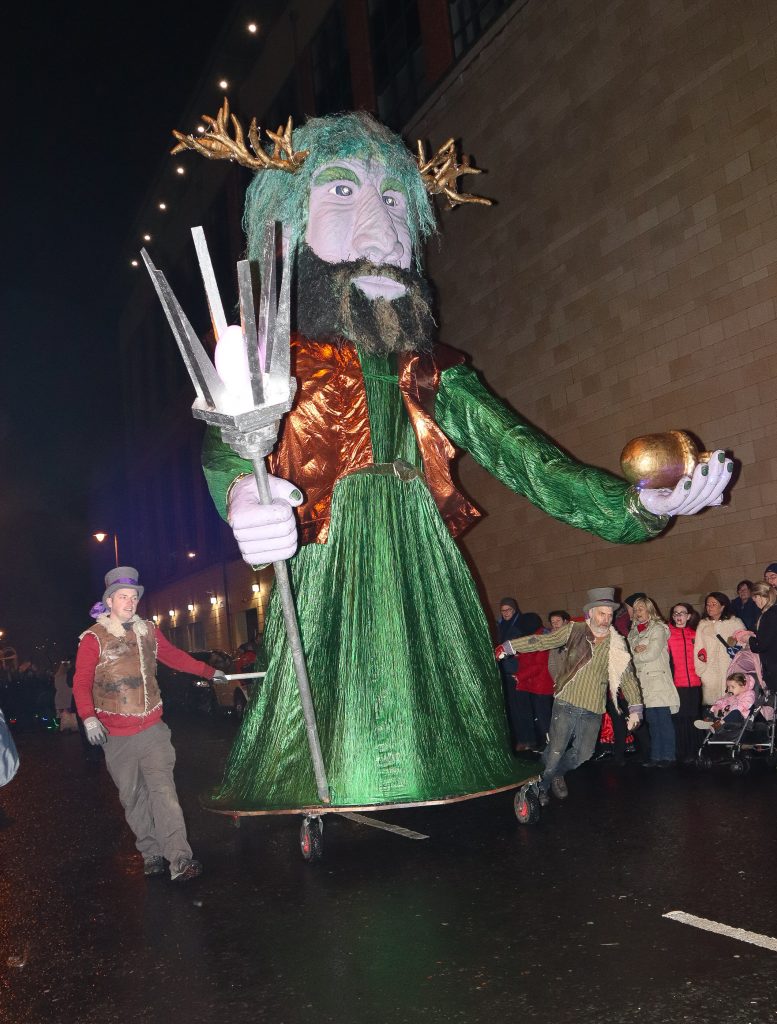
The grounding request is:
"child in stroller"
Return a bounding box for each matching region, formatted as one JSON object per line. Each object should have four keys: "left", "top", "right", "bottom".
{"left": 694, "top": 672, "right": 755, "bottom": 731}
{"left": 694, "top": 649, "right": 776, "bottom": 773}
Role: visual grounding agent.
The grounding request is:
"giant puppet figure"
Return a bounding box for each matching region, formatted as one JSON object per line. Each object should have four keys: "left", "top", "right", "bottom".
{"left": 173, "top": 107, "right": 732, "bottom": 811}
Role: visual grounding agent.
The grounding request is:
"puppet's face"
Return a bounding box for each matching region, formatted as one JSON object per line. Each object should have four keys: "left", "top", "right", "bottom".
{"left": 305, "top": 158, "right": 413, "bottom": 300}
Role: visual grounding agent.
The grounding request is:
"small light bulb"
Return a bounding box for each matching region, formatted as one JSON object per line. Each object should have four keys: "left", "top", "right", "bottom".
{"left": 168, "top": 609, "right": 175, "bottom": 618}
{"left": 252, "top": 583, "right": 260, "bottom": 593}
{"left": 187, "top": 551, "right": 196, "bottom": 559}
{"left": 210, "top": 596, "right": 217, "bottom": 605}
{"left": 219, "top": 79, "right": 228, "bottom": 90}
{"left": 187, "top": 603, "right": 194, "bottom": 612}
{"left": 158, "top": 202, "right": 167, "bottom": 211}
{"left": 130, "top": 259, "right": 138, "bottom": 267}
{"left": 152, "top": 614, "right": 159, "bottom": 623}
{"left": 143, "top": 233, "right": 151, "bottom": 242}
{"left": 247, "top": 23, "right": 258, "bottom": 33}
{"left": 176, "top": 166, "right": 185, "bottom": 175}
{"left": 196, "top": 125, "right": 205, "bottom": 134}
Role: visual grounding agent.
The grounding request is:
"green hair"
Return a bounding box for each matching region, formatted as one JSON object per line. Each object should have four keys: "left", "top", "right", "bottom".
{"left": 243, "top": 111, "right": 437, "bottom": 269}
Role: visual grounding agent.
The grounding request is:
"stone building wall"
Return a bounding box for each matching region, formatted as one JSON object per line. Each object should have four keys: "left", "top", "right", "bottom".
{"left": 407, "top": 0, "right": 777, "bottom": 619}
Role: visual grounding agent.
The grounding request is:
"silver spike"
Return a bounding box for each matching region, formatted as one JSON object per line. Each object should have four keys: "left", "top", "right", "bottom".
{"left": 237, "top": 260, "right": 264, "bottom": 407}
{"left": 141, "top": 249, "right": 225, "bottom": 408}
{"left": 258, "top": 221, "right": 277, "bottom": 372}
{"left": 191, "top": 227, "right": 228, "bottom": 341}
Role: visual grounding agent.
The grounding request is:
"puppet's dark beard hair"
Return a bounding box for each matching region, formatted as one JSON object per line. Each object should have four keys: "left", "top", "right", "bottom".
{"left": 296, "top": 245, "right": 436, "bottom": 355}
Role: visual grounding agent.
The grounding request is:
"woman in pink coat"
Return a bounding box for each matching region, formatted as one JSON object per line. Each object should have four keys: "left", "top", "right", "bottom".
{"left": 668, "top": 603, "right": 703, "bottom": 763}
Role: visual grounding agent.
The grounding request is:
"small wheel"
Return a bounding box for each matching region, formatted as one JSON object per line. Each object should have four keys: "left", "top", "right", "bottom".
{"left": 299, "top": 816, "right": 324, "bottom": 862}
{"left": 514, "top": 785, "right": 540, "bottom": 825}
{"left": 695, "top": 754, "right": 713, "bottom": 770}
{"left": 730, "top": 757, "right": 750, "bottom": 776}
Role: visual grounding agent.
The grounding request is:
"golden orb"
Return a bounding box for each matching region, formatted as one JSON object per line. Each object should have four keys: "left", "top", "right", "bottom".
{"left": 620, "top": 430, "right": 709, "bottom": 489}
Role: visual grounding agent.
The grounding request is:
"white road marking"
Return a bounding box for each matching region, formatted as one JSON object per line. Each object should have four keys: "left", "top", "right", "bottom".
{"left": 338, "top": 811, "right": 429, "bottom": 840}
{"left": 664, "top": 911, "right": 777, "bottom": 952}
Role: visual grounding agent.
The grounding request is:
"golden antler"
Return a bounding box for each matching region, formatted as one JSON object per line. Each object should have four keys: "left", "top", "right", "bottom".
{"left": 416, "top": 138, "right": 492, "bottom": 208}
{"left": 171, "top": 98, "right": 308, "bottom": 173}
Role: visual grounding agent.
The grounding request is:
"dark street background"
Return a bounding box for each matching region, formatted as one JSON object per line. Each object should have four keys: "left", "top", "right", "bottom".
{"left": 1, "top": 1, "right": 253, "bottom": 657}
{"left": 2, "top": 714, "right": 777, "bottom": 1023}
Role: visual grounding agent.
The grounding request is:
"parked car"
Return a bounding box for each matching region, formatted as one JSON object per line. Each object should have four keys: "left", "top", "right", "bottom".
{"left": 157, "top": 649, "right": 233, "bottom": 714}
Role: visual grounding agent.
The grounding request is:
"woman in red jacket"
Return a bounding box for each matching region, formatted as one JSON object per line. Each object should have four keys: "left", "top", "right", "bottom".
{"left": 513, "top": 613, "right": 555, "bottom": 753}
{"left": 667, "top": 602, "right": 702, "bottom": 763}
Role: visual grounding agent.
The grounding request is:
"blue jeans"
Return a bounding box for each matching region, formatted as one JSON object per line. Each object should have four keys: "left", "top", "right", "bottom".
{"left": 645, "top": 706, "right": 676, "bottom": 762}
{"left": 540, "top": 700, "right": 602, "bottom": 792}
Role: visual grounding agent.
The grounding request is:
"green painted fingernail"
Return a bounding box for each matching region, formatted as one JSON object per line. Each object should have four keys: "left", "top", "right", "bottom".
{"left": 718, "top": 452, "right": 725, "bottom": 462}
{"left": 290, "top": 489, "right": 302, "bottom": 501}
{"left": 701, "top": 465, "right": 708, "bottom": 476}
{"left": 727, "top": 462, "right": 733, "bottom": 472}
{"left": 684, "top": 480, "right": 692, "bottom": 490}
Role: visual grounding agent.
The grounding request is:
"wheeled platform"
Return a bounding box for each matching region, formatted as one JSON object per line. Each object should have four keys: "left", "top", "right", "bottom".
{"left": 203, "top": 775, "right": 542, "bottom": 861}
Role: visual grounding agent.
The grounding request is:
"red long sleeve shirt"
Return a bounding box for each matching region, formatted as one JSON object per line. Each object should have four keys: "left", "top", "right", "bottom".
{"left": 73, "top": 626, "right": 215, "bottom": 735}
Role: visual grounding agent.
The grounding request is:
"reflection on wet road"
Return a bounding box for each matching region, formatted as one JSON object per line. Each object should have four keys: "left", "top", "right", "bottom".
{"left": 2, "top": 713, "right": 777, "bottom": 1023}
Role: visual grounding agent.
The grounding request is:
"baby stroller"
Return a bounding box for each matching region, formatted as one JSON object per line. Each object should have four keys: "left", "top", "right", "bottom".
{"left": 696, "top": 647, "right": 777, "bottom": 775}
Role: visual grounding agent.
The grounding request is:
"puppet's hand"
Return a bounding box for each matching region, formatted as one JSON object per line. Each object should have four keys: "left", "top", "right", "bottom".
{"left": 228, "top": 474, "right": 303, "bottom": 565}
{"left": 638, "top": 451, "right": 732, "bottom": 517}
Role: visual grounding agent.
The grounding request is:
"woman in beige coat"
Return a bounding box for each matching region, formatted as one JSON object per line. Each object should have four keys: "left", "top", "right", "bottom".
{"left": 693, "top": 592, "right": 745, "bottom": 708}
{"left": 628, "top": 597, "right": 679, "bottom": 767}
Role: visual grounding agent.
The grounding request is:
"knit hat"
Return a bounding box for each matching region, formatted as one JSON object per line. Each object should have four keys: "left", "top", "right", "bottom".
{"left": 764, "top": 563, "right": 777, "bottom": 576}
{"left": 103, "top": 566, "right": 144, "bottom": 604}
{"left": 499, "top": 597, "right": 519, "bottom": 611}
{"left": 582, "top": 587, "right": 620, "bottom": 614}
{"left": 624, "top": 592, "right": 647, "bottom": 608}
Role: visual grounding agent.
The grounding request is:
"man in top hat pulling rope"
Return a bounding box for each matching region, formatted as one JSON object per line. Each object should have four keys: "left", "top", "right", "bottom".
{"left": 73, "top": 567, "right": 226, "bottom": 881}
{"left": 497, "top": 588, "right": 642, "bottom": 805}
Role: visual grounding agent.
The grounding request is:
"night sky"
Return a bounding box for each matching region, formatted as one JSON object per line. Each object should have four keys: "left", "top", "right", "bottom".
{"left": 2, "top": 2, "right": 255, "bottom": 661}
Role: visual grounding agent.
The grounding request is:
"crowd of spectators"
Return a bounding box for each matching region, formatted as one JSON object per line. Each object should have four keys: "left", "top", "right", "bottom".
{"left": 0, "top": 665, "right": 58, "bottom": 729}
{"left": 496, "top": 563, "right": 777, "bottom": 769}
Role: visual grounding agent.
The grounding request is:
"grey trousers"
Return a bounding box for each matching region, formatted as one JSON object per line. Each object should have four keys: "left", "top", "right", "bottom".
{"left": 539, "top": 699, "right": 602, "bottom": 793}
{"left": 103, "top": 721, "right": 192, "bottom": 868}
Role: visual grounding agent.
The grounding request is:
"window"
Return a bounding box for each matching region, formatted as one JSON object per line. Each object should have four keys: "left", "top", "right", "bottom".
{"left": 448, "top": 0, "right": 514, "bottom": 59}
{"left": 369, "top": 0, "right": 425, "bottom": 131}
{"left": 311, "top": 1, "right": 353, "bottom": 116}
{"left": 188, "top": 621, "right": 206, "bottom": 650}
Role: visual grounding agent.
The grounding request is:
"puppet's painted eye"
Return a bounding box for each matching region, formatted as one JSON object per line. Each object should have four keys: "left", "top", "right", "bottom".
{"left": 333, "top": 184, "right": 353, "bottom": 197}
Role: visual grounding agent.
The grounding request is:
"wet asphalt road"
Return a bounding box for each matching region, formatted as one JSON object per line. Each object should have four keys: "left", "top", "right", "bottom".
{"left": 2, "top": 713, "right": 777, "bottom": 1024}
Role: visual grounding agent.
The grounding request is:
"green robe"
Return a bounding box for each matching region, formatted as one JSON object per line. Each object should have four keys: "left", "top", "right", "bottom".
{"left": 203, "top": 350, "right": 665, "bottom": 810}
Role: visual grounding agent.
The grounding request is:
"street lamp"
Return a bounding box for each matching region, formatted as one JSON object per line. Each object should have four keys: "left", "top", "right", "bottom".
{"left": 93, "top": 531, "right": 119, "bottom": 567}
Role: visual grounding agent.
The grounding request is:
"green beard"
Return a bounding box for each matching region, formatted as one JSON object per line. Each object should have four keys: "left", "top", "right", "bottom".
{"left": 295, "top": 244, "right": 437, "bottom": 355}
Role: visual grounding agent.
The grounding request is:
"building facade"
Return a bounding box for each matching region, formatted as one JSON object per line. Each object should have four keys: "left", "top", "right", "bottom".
{"left": 115, "top": 0, "right": 777, "bottom": 644}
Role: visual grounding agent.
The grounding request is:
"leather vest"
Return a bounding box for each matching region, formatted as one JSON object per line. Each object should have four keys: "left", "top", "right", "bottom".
{"left": 267, "top": 336, "right": 481, "bottom": 544}
{"left": 85, "top": 620, "right": 162, "bottom": 716}
{"left": 554, "top": 622, "right": 597, "bottom": 695}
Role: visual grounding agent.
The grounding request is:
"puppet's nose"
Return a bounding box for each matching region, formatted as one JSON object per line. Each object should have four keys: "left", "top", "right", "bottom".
{"left": 351, "top": 186, "right": 405, "bottom": 265}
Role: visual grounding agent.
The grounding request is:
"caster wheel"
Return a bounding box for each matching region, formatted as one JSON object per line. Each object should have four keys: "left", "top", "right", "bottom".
{"left": 514, "top": 785, "right": 540, "bottom": 825}
{"left": 730, "top": 757, "right": 750, "bottom": 776}
{"left": 300, "top": 816, "right": 324, "bottom": 862}
{"left": 695, "top": 754, "right": 712, "bottom": 770}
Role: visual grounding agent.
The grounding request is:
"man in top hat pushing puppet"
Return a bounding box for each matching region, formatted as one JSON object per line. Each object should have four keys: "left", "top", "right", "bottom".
{"left": 73, "top": 567, "right": 226, "bottom": 881}
{"left": 497, "top": 587, "right": 641, "bottom": 805}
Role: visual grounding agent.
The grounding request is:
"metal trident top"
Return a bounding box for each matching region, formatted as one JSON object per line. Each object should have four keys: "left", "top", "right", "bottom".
{"left": 141, "top": 221, "right": 295, "bottom": 460}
